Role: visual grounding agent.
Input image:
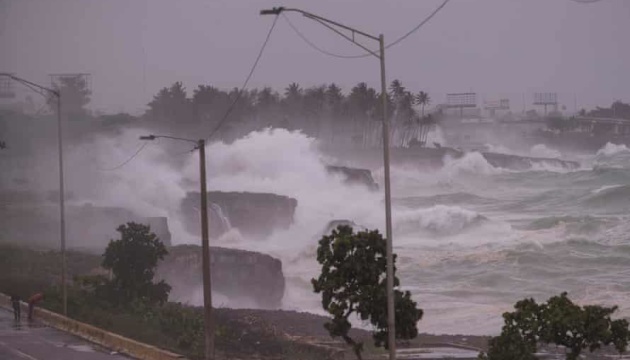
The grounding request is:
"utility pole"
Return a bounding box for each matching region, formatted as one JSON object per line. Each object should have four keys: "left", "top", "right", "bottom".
{"left": 198, "top": 139, "right": 214, "bottom": 360}
{"left": 260, "top": 8, "right": 397, "bottom": 359}
{"left": 379, "top": 34, "right": 396, "bottom": 360}
{"left": 140, "top": 135, "right": 214, "bottom": 360}
{"left": 1, "top": 73, "right": 67, "bottom": 316}
{"left": 56, "top": 94, "right": 67, "bottom": 316}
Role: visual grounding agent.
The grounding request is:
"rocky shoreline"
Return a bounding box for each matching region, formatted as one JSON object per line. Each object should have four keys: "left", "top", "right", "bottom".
{"left": 216, "top": 308, "right": 490, "bottom": 359}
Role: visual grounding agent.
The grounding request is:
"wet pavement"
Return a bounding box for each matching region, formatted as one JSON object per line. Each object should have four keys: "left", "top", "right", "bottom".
{"left": 0, "top": 308, "right": 131, "bottom": 360}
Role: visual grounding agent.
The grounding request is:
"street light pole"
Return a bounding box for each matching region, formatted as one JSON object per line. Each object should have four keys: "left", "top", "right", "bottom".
{"left": 140, "top": 135, "right": 214, "bottom": 360}
{"left": 56, "top": 93, "right": 67, "bottom": 316}
{"left": 379, "top": 34, "right": 396, "bottom": 360}
{"left": 198, "top": 139, "right": 214, "bottom": 360}
{"left": 259, "top": 8, "right": 397, "bottom": 359}
{"left": 1, "top": 73, "right": 67, "bottom": 316}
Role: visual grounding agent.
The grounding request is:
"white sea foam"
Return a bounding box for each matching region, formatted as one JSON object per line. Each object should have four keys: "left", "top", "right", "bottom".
{"left": 592, "top": 184, "right": 624, "bottom": 195}
{"left": 596, "top": 142, "right": 630, "bottom": 157}
{"left": 530, "top": 144, "right": 562, "bottom": 159}
{"left": 395, "top": 205, "right": 485, "bottom": 236}
{"left": 61, "top": 127, "right": 630, "bottom": 336}
{"left": 426, "top": 126, "right": 447, "bottom": 148}
{"left": 443, "top": 152, "right": 503, "bottom": 176}
{"left": 484, "top": 143, "right": 516, "bottom": 155}
{"left": 528, "top": 160, "right": 574, "bottom": 173}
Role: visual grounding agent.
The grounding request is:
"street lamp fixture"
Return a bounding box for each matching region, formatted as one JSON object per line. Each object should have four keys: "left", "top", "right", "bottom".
{"left": 139, "top": 135, "right": 214, "bottom": 360}
{"left": 1, "top": 73, "right": 68, "bottom": 317}
{"left": 260, "top": 8, "right": 397, "bottom": 359}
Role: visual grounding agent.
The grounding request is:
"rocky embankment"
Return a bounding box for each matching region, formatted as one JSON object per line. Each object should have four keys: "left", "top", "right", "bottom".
{"left": 181, "top": 191, "right": 298, "bottom": 239}
{"left": 481, "top": 151, "right": 579, "bottom": 171}
{"left": 322, "top": 145, "right": 580, "bottom": 171}
{"left": 157, "top": 244, "right": 285, "bottom": 309}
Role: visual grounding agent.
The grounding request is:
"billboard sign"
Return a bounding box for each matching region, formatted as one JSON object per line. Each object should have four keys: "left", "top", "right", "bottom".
{"left": 484, "top": 98, "right": 510, "bottom": 110}
{"left": 533, "top": 92, "right": 557, "bottom": 105}
{"left": 446, "top": 93, "right": 477, "bottom": 108}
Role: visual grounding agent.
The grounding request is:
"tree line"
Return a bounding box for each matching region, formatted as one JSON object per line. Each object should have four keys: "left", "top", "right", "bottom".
{"left": 144, "top": 79, "right": 434, "bottom": 141}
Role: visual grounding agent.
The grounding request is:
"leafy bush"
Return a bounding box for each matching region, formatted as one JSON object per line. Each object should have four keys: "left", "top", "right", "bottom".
{"left": 480, "top": 292, "right": 630, "bottom": 360}
{"left": 101, "top": 222, "right": 171, "bottom": 305}
{"left": 312, "top": 225, "right": 423, "bottom": 360}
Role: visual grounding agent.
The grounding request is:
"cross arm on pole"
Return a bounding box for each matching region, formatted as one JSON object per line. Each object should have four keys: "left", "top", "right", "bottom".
{"left": 0, "top": 73, "right": 59, "bottom": 97}
{"left": 139, "top": 134, "right": 199, "bottom": 145}
{"left": 260, "top": 7, "right": 381, "bottom": 59}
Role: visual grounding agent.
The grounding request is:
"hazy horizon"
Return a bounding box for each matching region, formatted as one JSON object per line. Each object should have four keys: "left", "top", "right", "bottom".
{"left": 1, "top": 0, "right": 628, "bottom": 115}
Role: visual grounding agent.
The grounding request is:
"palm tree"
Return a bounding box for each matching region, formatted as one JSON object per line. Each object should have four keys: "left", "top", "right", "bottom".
{"left": 325, "top": 83, "right": 344, "bottom": 117}
{"left": 284, "top": 82, "right": 302, "bottom": 103}
{"left": 282, "top": 83, "right": 304, "bottom": 126}
{"left": 192, "top": 85, "right": 224, "bottom": 122}
{"left": 348, "top": 82, "right": 377, "bottom": 119}
{"left": 415, "top": 91, "right": 431, "bottom": 117}
{"left": 303, "top": 85, "right": 326, "bottom": 116}
{"left": 389, "top": 79, "right": 406, "bottom": 101}
{"left": 146, "top": 81, "right": 192, "bottom": 124}
{"left": 256, "top": 87, "right": 280, "bottom": 111}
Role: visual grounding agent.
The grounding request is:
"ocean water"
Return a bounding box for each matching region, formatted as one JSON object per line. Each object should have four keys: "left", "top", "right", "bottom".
{"left": 196, "top": 129, "right": 630, "bottom": 336}
{"left": 70, "top": 127, "right": 630, "bottom": 336}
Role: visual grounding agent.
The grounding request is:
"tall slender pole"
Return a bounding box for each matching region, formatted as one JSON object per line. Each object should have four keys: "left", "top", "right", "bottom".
{"left": 198, "top": 139, "right": 214, "bottom": 360}
{"left": 380, "top": 34, "right": 396, "bottom": 360}
{"left": 56, "top": 94, "right": 67, "bottom": 316}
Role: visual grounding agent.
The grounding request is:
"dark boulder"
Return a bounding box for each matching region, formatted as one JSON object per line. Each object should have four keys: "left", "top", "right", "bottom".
{"left": 481, "top": 151, "right": 579, "bottom": 171}
{"left": 156, "top": 245, "right": 285, "bottom": 309}
{"left": 181, "top": 191, "right": 297, "bottom": 239}
{"left": 325, "top": 165, "right": 379, "bottom": 191}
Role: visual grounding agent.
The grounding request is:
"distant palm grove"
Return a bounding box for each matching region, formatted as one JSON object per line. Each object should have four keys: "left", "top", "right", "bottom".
{"left": 143, "top": 79, "right": 436, "bottom": 145}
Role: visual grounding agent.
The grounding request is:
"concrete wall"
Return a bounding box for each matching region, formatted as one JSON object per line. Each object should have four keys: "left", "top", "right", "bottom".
{"left": 0, "top": 292, "right": 185, "bottom": 360}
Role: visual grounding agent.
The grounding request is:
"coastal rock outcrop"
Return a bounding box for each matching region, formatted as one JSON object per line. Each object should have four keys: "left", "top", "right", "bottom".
{"left": 181, "top": 191, "right": 297, "bottom": 239}
{"left": 156, "top": 245, "right": 285, "bottom": 309}
{"left": 480, "top": 152, "right": 579, "bottom": 171}
{"left": 325, "top": 165, "right": 379, "bottom": 191}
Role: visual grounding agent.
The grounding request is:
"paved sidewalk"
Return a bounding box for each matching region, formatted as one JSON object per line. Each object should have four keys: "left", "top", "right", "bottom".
{"left": 0, "top": 308, "right": 130, "bottom": 360}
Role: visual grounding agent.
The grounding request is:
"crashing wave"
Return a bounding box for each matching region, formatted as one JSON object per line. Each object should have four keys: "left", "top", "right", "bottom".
{"left": 530, "top": 144, "right": 562, "bottom": 159}
{"left": 395, "top": 205, "right": 487, "bottom": 236}
{"left": 583, "top": 184, "right": 630, "bottom": 211}
{"left": 596, "top": 142, "right": 630, "bottom": 157}
{"left": 483, "top": 144, "right": 516, "bottom": 155}
{"left": 524, "top": 215, "right": 614, "bottom": 235}
{"left": 443, "top": 152, "right": 503, "bottom": 176}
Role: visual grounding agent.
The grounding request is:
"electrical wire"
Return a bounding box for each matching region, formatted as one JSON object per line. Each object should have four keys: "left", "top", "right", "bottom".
{"left": 205, "top": 14, "right": 280, "bottom": 141}
{"left": 282, "top": 0, "right": 451, "bottom": 59}
{"left": 97, "top": 142, "right": 148, "bottom": 171}
{"left": 385, "top": 0, "right": 451, "bottom": 49}
{"left": 20, "top": 81, "right": 49, "bottom": 99}
{"left": 282, "top": 13, "right": 368, "bottom": 59}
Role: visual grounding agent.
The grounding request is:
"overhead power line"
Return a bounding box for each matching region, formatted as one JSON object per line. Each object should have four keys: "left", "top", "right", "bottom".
{"left": 97, "top": 15, "right": 280, "bottom": 166}
{"left": 97, "top": 142, "right": 148, "bottom": 171}
{"left": 385, "top": 0, "right": 451, "bottom": 49}
{"left": 206, "top": 14, "right": 280, "bottom": 141}
{"left": 282, "top": 13, "right": 365, "bottom": 59}
{"left": 283, "top": 0, "right": 451, "bottom": 59}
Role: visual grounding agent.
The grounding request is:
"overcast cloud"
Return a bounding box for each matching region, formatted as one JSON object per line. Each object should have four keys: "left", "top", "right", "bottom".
{"left": 1, "top": 0, "right": 628, "bottom": 114}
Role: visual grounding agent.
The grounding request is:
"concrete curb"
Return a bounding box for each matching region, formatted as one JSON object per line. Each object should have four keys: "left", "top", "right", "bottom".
{"left": 0, "top": 292, "right": 186, "bottom": 360}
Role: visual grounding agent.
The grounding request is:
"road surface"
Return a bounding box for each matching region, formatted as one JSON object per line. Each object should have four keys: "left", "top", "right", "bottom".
{"left": 0, "top": 308, "right": 131, "bottom": 360}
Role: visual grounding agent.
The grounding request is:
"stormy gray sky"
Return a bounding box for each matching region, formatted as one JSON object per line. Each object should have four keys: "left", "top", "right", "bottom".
{"left": 1, "top": 0, "right": 628, "bottom": 114}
